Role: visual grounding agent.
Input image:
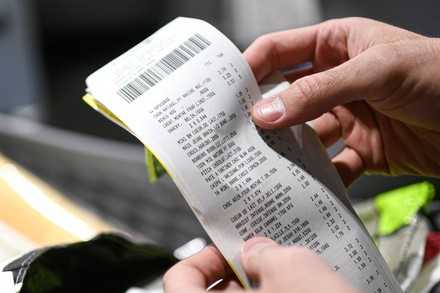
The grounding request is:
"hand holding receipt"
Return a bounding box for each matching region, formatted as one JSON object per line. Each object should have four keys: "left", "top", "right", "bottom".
{"left": 84, "top": 17, "right": 402, "bottom": 292}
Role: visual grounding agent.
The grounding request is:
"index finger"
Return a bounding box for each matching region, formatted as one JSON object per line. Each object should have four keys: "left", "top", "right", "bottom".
{"left": 243, "top": 25, "right": 319, "bottom": 82}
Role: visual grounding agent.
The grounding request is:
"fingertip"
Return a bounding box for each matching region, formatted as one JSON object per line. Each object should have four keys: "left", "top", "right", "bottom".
{"left": 240, "top": 237, "right": 279, "bottom": 283}
{"left": 241, "top": 237, "right": 276, "bottom": 255}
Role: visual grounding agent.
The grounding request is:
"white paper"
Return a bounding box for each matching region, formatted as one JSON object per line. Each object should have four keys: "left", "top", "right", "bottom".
{"left": 85, "top": 17, "right": 402, "bottom": 292}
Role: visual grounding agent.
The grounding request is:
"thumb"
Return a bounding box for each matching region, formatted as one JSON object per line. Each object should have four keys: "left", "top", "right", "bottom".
{"left": 240, "top": 237, "right": 279, "bottom": 284}
{"left": 240, "top": 237, "right": 359, "bottom": 293}
{"left": 251, "top": 48, "right": 395, "bottom": 129}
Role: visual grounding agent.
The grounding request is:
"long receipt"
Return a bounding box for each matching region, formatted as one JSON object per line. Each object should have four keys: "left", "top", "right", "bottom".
{"left": 85, "top": 18, "right": 402, "bottom": 292}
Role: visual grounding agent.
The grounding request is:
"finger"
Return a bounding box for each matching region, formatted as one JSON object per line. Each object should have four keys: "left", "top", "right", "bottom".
{"left": 240, "top": 237, "right": 280, "bottom": 283}
{"left": 241, "top": 238, "right": 358, "bottom": 292}
{"left": 251, "top": 46, "right": 398, "bottom": 129}
{"left": 244, "top": 17, "right": 407, "bottom": 83}
{"left": 243, "top": 17, "right": 358, "bottom": 82}
{"left": 332, "top": 146, "right": 365, "bottom": 187}
{"left": 243, "top": 25, "right": 320, "bottom": 82}
{"left": 310, "top": 111, "right": 342, "bottom": 148}
{"left": 163, "top": 244, "right": 238, "bottom": 293}
{"left": 327, "top": 101, "right": 387, "bottom": 185}
{"left": 241, "top": 238, "right": 322, "bottom": 289}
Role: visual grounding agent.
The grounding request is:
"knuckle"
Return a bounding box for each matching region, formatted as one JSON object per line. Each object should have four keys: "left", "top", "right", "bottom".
{"left": 293, "top": 75, "right": 322, "bottom": 102}
{"left": 292, "top": 72, "right": 339, "bottom": 107}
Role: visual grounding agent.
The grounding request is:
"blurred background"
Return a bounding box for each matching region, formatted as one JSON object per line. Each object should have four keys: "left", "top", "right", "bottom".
{"left": 1, "top": 0, "right": 440, "bottom": 255}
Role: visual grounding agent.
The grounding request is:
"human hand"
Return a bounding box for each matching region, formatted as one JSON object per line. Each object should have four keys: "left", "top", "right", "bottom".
{"left": 245, "top": 17, "right": 440, "bottom": 186}
{"left": 163, "top": 237, "right": 358, "bottom": 293}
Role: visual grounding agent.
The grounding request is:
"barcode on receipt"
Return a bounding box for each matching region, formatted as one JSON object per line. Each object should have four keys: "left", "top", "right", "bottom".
{"left": 117, "top": 33, "right": 211, "bottom": 103}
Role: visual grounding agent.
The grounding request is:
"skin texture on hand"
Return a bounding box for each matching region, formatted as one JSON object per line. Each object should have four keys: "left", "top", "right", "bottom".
{"left": 163, "top": 237, "right": 358, "bottom": 293}
{"left": 245, "top": 17, "right": 440, "bottom": 186}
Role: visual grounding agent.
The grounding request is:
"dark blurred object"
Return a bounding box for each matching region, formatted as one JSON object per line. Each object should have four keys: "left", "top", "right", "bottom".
{"left": 0, "top": 0, "right": 46, "bottom": 112}
{"left": 2, "top": 233, "right": 177, "bottom": 293}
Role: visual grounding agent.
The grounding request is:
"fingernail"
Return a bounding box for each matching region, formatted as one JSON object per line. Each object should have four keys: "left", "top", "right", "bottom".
{"left": 242, "top": 237, "right": 275, "bottom": 254}
{"left": 253, "top": 96, "right": 285, "bottom": 122}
